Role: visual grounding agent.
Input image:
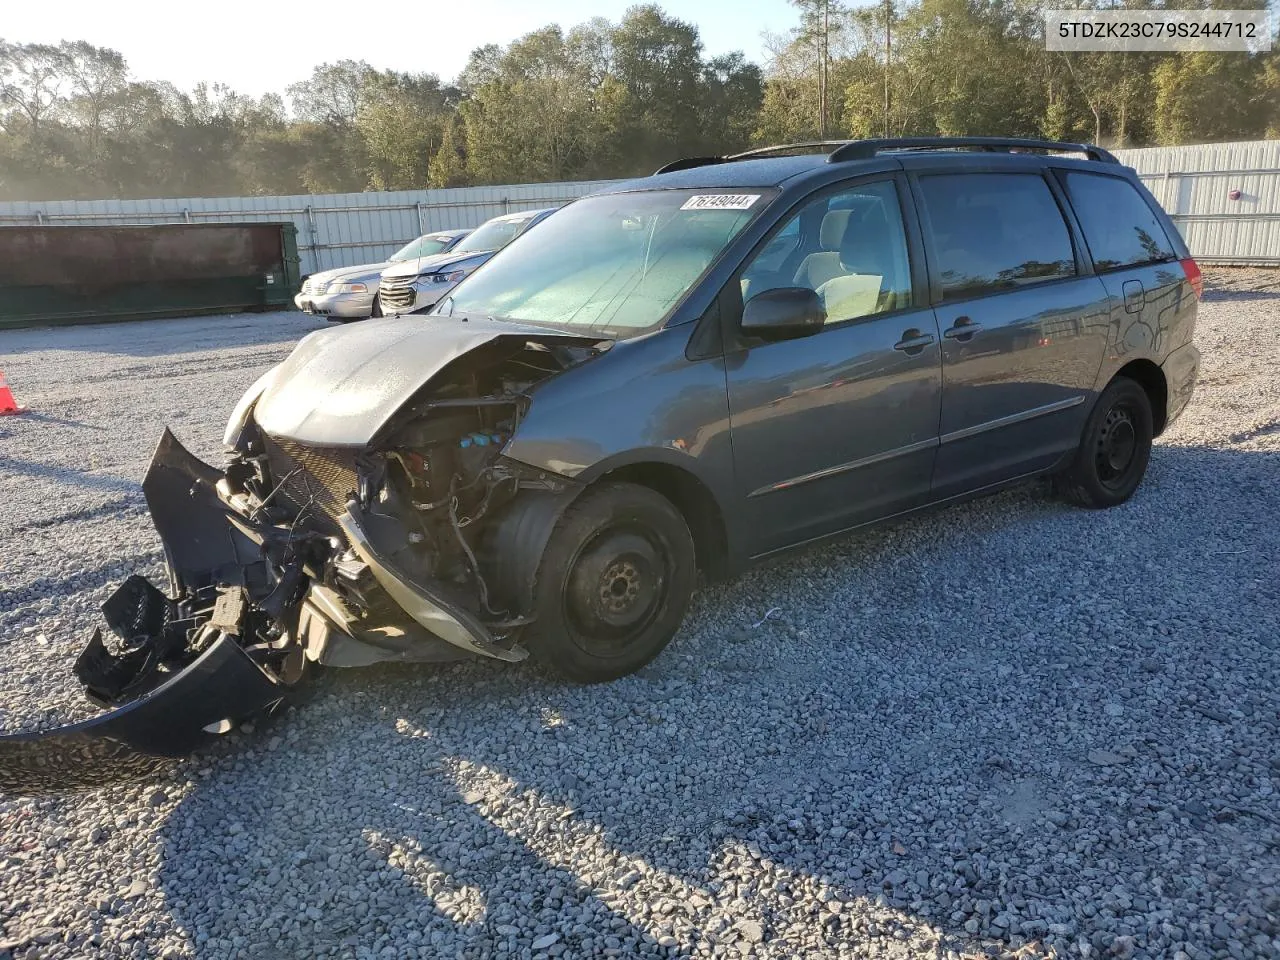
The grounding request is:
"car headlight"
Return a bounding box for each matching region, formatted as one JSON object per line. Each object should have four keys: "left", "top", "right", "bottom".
{"left": 417, "top": 270, "right": 468, "bottom": 286}
{"left": 331, "top": 282, "right": 368, "bottom": 294}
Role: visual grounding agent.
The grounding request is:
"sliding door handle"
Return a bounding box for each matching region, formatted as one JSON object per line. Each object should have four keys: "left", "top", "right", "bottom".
{"left": 944, "top": 316, "right": 982, "bottom": 341}
{"left": 893, "top": 330, "right": 936, "bottom": 355}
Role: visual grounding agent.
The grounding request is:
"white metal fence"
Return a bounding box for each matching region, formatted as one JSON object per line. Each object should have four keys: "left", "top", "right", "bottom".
{"left": 1115, "top": 140, "right": 1280, "bottom": 265}
{"left": 0, "top": 140, "right": 1275, "bottom": 271}
{"left": 0, "top": 180, "right": 620, "bottom": 276}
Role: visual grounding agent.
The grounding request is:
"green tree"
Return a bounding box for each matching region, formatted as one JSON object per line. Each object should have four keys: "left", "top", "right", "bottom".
{"left": 428, "top": 117, "right": 467, "bottom": 187}
{"left": 359, "top": 71, "right": 452, "bottom": 191}
{"left": 1153, "top": 51, "right": 1272, "bottom": 145}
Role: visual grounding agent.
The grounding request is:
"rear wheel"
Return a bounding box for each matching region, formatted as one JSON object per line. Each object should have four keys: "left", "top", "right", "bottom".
{"left": 525, "top": 482, "right": 696, "bottom": 683}
{"left": 1055, "top": 376, "right": 1154, "bottom": 508}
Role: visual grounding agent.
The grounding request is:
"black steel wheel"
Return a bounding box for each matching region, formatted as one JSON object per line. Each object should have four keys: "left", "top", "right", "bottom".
{"left": 1055, "top": 376, "right": 1154, "bottom": 508}
{"left": 526, "top": 482, "right": 695, "bottom": 683}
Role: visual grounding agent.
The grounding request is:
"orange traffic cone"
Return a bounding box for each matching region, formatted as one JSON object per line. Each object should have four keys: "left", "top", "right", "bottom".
{"left": 0, "top": 370, "right": 26, "bottom": 416}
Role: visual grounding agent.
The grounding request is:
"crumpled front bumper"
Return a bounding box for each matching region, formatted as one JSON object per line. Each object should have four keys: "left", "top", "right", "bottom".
{"left": 0, "top": 431, "right": 295, "bottom": 794}
{"left": 0, "top": 634, "right": 283, "bottom": 794}
{"left": 0, "top": 426, "right": 520, "bottom": 795}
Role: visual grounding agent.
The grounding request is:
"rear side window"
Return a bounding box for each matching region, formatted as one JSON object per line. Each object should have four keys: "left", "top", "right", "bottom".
{"left": 917, "top": 173, "right": 1076, "bottom": 302}
{"left": 1062, "top": 171, "right": 1177, "bottom": 271}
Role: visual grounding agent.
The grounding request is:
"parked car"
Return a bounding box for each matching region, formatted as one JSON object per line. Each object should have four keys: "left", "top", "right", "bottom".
{"left": 1, "top": 138, "right": 1202, "bottom": 792}
{"left": 377, "top": 208, "right": 556, "bottom": 316}
{"left": 294, "top": 229, "right": 471, "bottom": 320}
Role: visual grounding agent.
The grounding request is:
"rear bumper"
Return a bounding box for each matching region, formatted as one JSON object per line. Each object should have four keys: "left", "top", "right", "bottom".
{"left": 1162, "top": 341, "right": 1200, "bottom": 429}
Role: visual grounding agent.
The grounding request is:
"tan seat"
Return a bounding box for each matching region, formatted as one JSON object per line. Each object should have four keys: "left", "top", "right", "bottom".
{"left": 792, "top": 209, "right": 854, "bottom": 290}
{"left": 815, "top": 205, "right": 904, "bottom": 320}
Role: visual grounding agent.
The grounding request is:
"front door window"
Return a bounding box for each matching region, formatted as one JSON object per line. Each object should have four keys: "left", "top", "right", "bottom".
{"left": 740, "top": 180, "right": 913, "bottom": 325}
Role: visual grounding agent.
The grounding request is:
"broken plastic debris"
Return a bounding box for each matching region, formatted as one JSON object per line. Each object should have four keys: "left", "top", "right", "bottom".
{"left": 750, "top": 607, "right": 782, "bottom": 629}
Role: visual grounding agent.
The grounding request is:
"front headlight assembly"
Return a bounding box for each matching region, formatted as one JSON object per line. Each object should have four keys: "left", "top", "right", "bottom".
{"left": 417, "top": 271, "right": 468, "bottom": 286}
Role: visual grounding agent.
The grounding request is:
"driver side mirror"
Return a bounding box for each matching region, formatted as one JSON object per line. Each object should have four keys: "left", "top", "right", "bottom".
{"left": 741, "top": 287, "right": 826, "bottom": 340}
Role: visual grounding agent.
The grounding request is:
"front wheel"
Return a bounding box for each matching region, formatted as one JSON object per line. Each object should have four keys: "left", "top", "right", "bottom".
{"left": 1055, "top": 376, "right": 1154, "bottom": 508}
{"left": 525, "top": 482, "right": 696, "bottom": 683}
{"left": 370, "top": 294, "right": 384, "bottom": 318}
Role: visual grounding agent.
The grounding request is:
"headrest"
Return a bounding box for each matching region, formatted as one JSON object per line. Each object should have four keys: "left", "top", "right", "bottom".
{"left": 840, "top": 205, "right": 892, "bottom": 276}
{"left": 819, "top": 209, "right": 854, "bottom": 251}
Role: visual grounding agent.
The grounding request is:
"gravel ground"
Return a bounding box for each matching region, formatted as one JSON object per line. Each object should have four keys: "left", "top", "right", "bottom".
{"left": 1, "top": 275, "right": 1277, "bottom": 960}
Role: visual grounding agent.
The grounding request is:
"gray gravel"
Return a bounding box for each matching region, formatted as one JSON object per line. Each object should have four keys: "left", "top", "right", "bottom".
{"left": 2, "top": 277, "right": 1278, "bottom": 960}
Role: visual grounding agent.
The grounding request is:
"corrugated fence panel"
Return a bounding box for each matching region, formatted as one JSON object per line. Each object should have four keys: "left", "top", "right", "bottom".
{"left": 0, "top": 179, "right": 620, "bottom": 275}
{"left": 3, "top": 142, "right": 1276, "bottom": 267}
{"left": 1114, "top": 140, "right": 1280, "bottom": 264}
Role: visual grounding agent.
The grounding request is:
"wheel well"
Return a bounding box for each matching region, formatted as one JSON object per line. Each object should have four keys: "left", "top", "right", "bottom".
{"left": 1114, "top": 359, "right": 1168, "bottom": 436}
{"left": 600, "top": 462, "right": 730, "bottom": 580}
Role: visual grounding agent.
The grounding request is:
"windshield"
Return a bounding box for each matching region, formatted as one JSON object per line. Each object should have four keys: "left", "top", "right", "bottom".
{"left": 452, "top": 217, "right": 531, "bottom": 254}
{"left": 390, "top": 234, "right": 453, "bottom": 261}
{"left": 438, "top": 190, "right": 767, "bottom": 336}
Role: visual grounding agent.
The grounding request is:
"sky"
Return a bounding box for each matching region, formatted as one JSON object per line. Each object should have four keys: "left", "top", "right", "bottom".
{"left": 3, "top": 0, "right": 802, "bottom": 97}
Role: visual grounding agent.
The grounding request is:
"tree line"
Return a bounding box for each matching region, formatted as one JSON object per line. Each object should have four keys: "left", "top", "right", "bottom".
{"left": 1, "top": 1, "right": 1276, "bottom": 202}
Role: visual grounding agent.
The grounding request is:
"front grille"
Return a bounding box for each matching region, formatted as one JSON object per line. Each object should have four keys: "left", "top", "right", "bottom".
{"left": 379, "top": 275, "right": 417, "bottom": 312}
{"left": 261, "top": 435, "right": 359, "bottom": 531}
{"left": 301, "top": 277, "right": 326, "bottom": 295}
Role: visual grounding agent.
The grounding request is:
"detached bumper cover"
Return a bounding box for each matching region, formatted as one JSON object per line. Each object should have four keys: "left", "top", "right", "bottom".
{"left": 0, "top": 431, "right": 289, "bottom": 795}
{"left": 0, "top": 635, "right": 283, "bottom": 794}
{"left": 0, "top": 426, "right": 523, "bottom": 794}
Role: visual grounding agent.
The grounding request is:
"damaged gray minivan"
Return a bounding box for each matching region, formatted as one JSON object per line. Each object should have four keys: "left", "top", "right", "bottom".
{"left": 0, "top": 138, "right": 1201, "bottom": 792}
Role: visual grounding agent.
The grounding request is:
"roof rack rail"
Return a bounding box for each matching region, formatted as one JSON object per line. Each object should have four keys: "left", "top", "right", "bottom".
{"left": 654, "top": 137, "right": 1119, "bottom": 177}
{"left": 654, "top": 141, "right": 852, "bottom": 175}
{"left": 826, "top": 137, "right": 1118, "bottom": 164}
{"left": 653, "top": 156, "right": 727, "bottom": 175}
{"left": 728, "top": 141, "right": 855, "bottom": 160}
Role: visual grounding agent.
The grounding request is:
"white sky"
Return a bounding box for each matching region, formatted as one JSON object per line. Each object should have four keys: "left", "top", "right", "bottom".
{"left": 3, "top": 0, "right": 802, "bottom": 97}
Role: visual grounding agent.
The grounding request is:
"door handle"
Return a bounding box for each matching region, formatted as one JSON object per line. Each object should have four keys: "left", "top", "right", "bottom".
{"left": 893, "top": 329, "right": 936, "bottom": 355}
{"left": 943, "top": 316, "right": 982, "bottom": 341}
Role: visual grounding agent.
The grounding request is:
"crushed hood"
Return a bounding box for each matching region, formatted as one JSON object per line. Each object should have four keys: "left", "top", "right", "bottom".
{"left": 251, "top": 315, "right": 602, "bottom": 447}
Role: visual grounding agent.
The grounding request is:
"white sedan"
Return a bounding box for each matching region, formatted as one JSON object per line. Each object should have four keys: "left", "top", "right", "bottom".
{"left": 295, "top": 229, "right": 471, "bottom": 321}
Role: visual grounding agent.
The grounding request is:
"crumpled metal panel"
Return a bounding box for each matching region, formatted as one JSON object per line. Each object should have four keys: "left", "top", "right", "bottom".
{"left": 251, "top": 314, "right": 600, "bottom": 447}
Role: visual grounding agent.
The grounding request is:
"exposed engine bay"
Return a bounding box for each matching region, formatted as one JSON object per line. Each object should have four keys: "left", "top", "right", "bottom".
{"left": 0, "top": 323, "right": 606, "bottom": 794}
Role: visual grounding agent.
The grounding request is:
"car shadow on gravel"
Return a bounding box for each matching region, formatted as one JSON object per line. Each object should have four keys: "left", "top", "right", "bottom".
{"left": 1202, "top": 289, "right": 1280, "bottom": 303}
{"left": 0, "top": 312, "right": 317, "bottom": 358}
{"left": 0, "top": 453, "right": 140, "bottom": 496}
{"left": 153, "top": 443, "right": 1280, "bottom": 960}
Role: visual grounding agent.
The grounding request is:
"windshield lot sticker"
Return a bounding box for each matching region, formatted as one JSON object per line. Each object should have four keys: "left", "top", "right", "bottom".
{"left": 681, "top": 194, "right": 761, "bottom": 211}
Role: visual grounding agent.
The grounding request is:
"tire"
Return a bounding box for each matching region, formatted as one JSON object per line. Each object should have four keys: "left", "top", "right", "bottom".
{"left": 1054, "top": 376, "right": 1154, "bottom": 509}
{"left": 370, "top": 294, "right": 383, "bottom": 318}
{"left": 524, "top": 482, "right": 696, "bottom": 683}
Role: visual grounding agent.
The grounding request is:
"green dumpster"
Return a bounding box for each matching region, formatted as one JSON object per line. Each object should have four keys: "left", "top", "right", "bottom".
{"left": 0, "top": 222, "right": 301, "bottom": 329}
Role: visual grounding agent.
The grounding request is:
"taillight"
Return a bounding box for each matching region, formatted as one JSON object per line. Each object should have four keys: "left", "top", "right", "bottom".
{"left": 1180, "top": 257, "right": 1203, "bottom": 300}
